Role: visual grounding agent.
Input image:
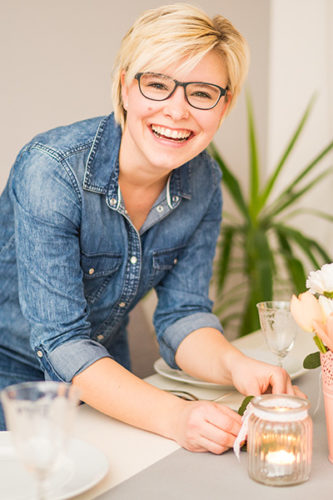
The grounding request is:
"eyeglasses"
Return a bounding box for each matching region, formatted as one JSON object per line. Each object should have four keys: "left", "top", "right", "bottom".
{"left": 135, "top": 72, "right": 227, "bottom": 110}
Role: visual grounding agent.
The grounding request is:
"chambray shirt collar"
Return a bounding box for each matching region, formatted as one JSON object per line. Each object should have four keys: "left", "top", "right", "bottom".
{"left": 82, "top": 114, "right": 192, "bottom": 206}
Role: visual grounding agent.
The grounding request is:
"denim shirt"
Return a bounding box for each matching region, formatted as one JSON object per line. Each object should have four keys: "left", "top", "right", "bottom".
{"left": 0, "top": 113, "right": 223, "bottom": 383}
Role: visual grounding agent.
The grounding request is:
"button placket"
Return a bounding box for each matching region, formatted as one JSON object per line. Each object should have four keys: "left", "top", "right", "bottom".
{"left": 106, "top": 221, "right": 141, "bottom": 320}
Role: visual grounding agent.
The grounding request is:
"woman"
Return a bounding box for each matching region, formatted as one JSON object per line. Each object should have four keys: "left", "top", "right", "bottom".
{"left": 0, "top": 3, "right": 300, "bottom": 452}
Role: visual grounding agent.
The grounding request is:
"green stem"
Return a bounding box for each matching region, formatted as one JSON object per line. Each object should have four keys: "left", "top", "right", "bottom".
{"left": 313, "top": 334, "right": 327, "bottom": 353}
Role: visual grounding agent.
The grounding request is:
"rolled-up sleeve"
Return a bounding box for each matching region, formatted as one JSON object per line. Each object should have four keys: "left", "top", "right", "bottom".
{"left": 159, "top": 312, "right": 223, "bottom": 368}
{"left": 11, "top": 145, "right": 112, "bottom": 382}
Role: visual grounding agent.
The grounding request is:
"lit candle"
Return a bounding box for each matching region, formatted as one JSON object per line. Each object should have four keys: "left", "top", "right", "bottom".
{"left": 247, "top": 394, "right": 312, "bottom": 486}
{"left": 265, "top": 450, "right": 296, "bottom": 477}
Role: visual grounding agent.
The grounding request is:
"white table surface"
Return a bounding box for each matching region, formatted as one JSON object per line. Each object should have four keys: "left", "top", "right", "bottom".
{"left": 83, "top": 368, "right": 333, "bottom": 500}
{"left": 0, "top": 331, "right": 326, "bottom": 499}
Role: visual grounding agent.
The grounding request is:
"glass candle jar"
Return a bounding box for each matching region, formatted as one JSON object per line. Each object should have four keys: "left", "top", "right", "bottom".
{"left": 247, "top": 394, "right": 312, "bottom": 486}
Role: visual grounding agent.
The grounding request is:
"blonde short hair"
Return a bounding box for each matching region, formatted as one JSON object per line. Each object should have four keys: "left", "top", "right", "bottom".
{"left": 112, "top": 3, "right": 249, "bottom": 129}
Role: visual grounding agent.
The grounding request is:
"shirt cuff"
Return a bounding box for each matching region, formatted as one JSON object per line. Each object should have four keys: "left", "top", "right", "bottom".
{"left": 159, "top": 312, "right": 223, "bottom": 369}
{"left": 35, "top": 339, "right": 112, "bottom": 382}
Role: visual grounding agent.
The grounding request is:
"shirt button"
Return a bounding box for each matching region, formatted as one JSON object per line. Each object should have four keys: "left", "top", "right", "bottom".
{"left": 97, "top": 334, "right": 104, "bottom": 341}
{"left": 156, "top": 205, "right": 164, "bottom": 213}
{"left": 173, "top": 258, "right": 178, "bottom": 265}
{"left": 110, "top": 198, "right": 117, "bottom": 207}
{"left": 36, "top": 350, "right": 43, "bottom": 358}
{"left": 172, "top": 195, "right": 179, "bottom": 203}
{"left": 119, "top": 302, "right": 126, "bottom": 308}
{"left": 130, "top": 256, "right": 137, "bottom": 264}
{"left": 89, "top": 268, "right": 95, "bottom": 275}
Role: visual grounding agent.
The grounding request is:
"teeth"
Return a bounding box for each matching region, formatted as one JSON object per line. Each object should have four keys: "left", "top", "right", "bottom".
{"left": 152, "top": 125, "right": 191, "bottom": 140}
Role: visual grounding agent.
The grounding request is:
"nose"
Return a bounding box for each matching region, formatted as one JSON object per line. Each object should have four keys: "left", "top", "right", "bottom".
{"left": 162, "top": 86, "right": 190, "bottom": 120}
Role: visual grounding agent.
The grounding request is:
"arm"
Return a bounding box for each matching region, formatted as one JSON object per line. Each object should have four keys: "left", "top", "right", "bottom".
{"left": 175, "top": 327, "right": 302, "bottom": 396}
{"left": 153, "top": 158, "right": 301, "bottom": 397}
{"left": 73, "top": 356, "right": 242, "bottom": 454}
{"left": 11, "top": 145, "right": 110, "bottom": 381}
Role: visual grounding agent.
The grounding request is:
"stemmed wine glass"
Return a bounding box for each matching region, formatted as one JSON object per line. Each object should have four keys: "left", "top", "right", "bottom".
{"left": 1, "top": 381, "right": 80, "bottom": 500}
{"left": 256, "top": 301, "right": 298, "bottom": 368}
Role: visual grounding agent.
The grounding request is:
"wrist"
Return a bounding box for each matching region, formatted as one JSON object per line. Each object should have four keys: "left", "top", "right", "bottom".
{"left": 157, "top": 393, "right": 188, "bottom": 443}
{"left": 216, "top": 343, "right": 246, "bottom": 385}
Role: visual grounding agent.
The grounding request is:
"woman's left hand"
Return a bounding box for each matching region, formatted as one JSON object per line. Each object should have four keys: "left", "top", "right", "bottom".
{"left": 230, "top": 354, "right": 305, "bottom": 398}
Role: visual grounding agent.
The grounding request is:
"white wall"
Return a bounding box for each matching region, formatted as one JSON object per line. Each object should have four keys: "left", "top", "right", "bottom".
{"left": 1, "top": 0, "right": 332, "bottom": 245}
{"left": 0, "top": 0, "right": 270, "bottom": 192}
{"left": 267, "top": 0, "right": 333, "bottom": 249}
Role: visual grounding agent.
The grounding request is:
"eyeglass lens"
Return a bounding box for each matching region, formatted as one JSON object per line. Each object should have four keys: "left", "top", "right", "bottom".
{"left": 138, "top": 73, "right": 223, "bottom": 110}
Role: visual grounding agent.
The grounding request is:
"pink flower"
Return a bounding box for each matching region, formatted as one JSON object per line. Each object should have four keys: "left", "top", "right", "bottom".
{"left": 290, "top": 290, "right": 325, "bottom": 332}
{"left": 313, "top": 314, "right": 333, "bottom": 352}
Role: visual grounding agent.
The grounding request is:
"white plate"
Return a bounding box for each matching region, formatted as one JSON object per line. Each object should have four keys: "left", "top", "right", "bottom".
{"left": 154, "top": 329, "right": 316, "bottom": 388}
{"left": 0, "top": 433, "right": 109, "bottom": 500}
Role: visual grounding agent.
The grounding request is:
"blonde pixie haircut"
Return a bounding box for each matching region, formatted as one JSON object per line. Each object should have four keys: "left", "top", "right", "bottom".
{"left": 112, "top": 3, "right": 249, "bottom": 130}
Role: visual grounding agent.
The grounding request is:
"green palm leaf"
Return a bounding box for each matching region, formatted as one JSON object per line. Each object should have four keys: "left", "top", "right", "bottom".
{"left": 246, "top": 93, "right": 260, "bottom": 219}
{"left": 266, "top": 166, "right": 333, "bottom": 218}
{"left": 275, "top": 229, "right": 307, "bottom": 292}
{"left": 273, "top": 223, "right": 323, "bottom": 269}
{"left": 283, "top": 141, "right": 333, "bottom": 192}
{"left": 279, "top": 208, "right": 333, "bottom": 224}
{"left": 208, "top": 142, "right": 250, "bottom": 220}
{"left": 216, "top": 225, "right": 236, "bottom": 292}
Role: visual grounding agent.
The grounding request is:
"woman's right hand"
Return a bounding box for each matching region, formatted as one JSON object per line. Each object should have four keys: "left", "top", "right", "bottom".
{"left": 72, "top": 357, "right": 241, "bottom": 454}
{"left": 173, "top": 399, "right": 242, "bottom": 454}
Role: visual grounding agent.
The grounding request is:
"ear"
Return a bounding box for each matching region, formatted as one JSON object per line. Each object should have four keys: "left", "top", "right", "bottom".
{"left": 218, "top": 90, "right": 232, "bottom": 126}
{"left": 221, "top": 90, "right": 232, "bottom": 117}
{"left": 120, "top": 71, "right": 129, "bottom": 111}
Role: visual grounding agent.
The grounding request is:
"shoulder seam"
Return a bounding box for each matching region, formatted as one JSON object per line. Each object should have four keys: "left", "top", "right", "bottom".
{"left": 24, "top": 143, "right": 83, "bottom": 204}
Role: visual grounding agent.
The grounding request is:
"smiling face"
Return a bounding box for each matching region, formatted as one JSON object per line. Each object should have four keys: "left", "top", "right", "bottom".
{"left": 119, "top": 50, "right": 230, "bottom": 178}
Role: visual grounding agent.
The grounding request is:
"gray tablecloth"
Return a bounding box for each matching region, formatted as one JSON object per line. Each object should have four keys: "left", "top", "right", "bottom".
{"left": 97, "top": 369, "right": 333, "bottom": 499}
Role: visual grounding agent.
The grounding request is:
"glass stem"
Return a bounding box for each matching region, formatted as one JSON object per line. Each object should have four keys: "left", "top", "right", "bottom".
{"left": 36, "top": 475, "right": 47, "bottom": 500}
{"left": 277, "top": 355, "right": 283, "bottom": 368}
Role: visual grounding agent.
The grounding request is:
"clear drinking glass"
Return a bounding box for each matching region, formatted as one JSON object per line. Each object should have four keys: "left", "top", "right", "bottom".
{"left": 1, "top": 381, "right": 80, "bottom": 500}
{"left": 256, "top": 301, "right": 298, "bottom": 367}
{"left": 247, "top": 394, "right": 312, "bottom": 486}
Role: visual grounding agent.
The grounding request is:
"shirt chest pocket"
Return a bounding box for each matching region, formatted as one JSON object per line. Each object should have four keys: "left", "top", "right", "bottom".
{"left": 81, "top": 252, "right": 122, "bottom": 303}
{"left": 149, "top": 246, "right": 185, "bottom": 287}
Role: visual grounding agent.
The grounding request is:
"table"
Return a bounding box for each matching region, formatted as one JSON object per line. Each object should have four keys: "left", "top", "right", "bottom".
{"left": 71, "top": 366, "right": 332, "bottom": 500}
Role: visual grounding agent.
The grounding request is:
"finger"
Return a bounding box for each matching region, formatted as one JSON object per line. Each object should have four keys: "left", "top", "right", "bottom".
{"left": 285, "top": 377, "right": 295, "bottom": 395}
{"left": 199, "top": 419, "right": 239, "bottom": 449}
{"left": 210, "top": 404, "right": 242, "bottom": 434}
{"left": 269, "top": 366, "right": 296, "bottom": 394}
{"left": 213, "top": 402, "right": 242, "bottom": 423}
{"left": 292, "top": 385, "right": 307, "bottom": 399}
{"left": 197, "top": 435, "right": 230, "bottom": 455}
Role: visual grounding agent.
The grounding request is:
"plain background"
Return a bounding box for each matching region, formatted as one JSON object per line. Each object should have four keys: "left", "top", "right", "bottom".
{"left": 1, "top": 0, "right": 332, "bottom": 238}
{"left": 1, "top": 0, "right": 332, "bottom": 372}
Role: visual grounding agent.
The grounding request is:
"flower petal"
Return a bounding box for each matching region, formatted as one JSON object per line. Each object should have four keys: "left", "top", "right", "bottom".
{"left": 306, "top": 263, "right": 333, "bottom": 295}
{"left": 319, "top": 296, "right": 333, "bottom": 320}
{"left": 290, "top": 291, "right": 325, "bottom": 332}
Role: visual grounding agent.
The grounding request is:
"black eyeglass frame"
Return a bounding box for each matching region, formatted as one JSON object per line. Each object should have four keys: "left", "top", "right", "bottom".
{"left": 135, "top": 72, "right": 227, "bottom": 110}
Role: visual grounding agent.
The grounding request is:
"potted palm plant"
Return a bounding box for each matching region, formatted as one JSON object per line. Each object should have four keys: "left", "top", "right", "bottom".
{"left": 208, "top": 94, "right": 333, "bottom": 337}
